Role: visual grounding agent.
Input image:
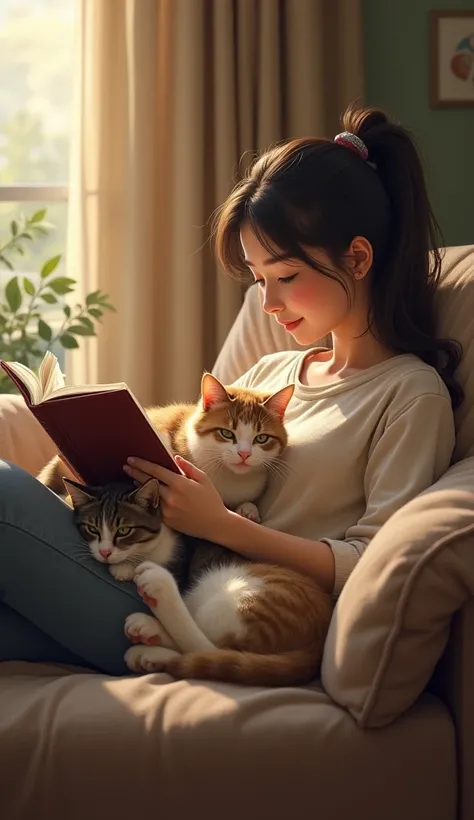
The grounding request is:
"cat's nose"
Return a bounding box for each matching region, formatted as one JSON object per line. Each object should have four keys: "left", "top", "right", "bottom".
{"left": 99, "top": 547, "right": 112, "bottom": 559}
{"left": 238, "top": 450, "right": 250, "bottom": 462}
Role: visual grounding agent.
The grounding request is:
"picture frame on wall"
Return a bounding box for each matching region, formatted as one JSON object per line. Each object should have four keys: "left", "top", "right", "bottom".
{"left": 430, "top": 10, "right": 474, "bottom": 107}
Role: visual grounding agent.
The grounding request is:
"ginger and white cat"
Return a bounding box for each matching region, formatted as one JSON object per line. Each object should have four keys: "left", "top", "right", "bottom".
{"left": 39, "top": 374, "right": 293, "bottom": 515}
{"left": 124, "top": 548, "right": 333, "bottom": 687}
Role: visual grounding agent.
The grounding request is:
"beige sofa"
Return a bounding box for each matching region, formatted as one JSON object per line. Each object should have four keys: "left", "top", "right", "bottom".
{"left": 1, "top": 246, "right": 474, "bottom": 820}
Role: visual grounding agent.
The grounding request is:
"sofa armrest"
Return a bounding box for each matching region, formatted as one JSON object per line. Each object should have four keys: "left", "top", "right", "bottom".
{"left": 432, "top": 600, "right": 474, "bottom": 820}
{"left": 322, "top": 458, "right": 474, "bottom": 728}
{"left": 0, "top": 394, "right": 57, "bottom": 475}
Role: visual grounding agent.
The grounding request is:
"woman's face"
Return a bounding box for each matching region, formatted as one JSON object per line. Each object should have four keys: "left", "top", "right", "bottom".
{"left": 240, "top": 224, "right": 356, "bottom": 346}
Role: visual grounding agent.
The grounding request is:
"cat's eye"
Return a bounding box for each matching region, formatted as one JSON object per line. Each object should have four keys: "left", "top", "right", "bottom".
{"left": 219, "top": 429, "right": 235, "bottom": 441}
{"left": 116, "top": 526, "right": 133, "bottom": 537}
{"left": 83, "top": 524, "right": 100, "bottom": 538}
{"left": 254, "top": 434, "right": 270, "bottom": 444}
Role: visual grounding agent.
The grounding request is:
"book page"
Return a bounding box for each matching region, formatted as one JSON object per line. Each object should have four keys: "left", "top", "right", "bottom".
{"left": 46, "top": 381, "right": 128, "bottom": 401}
{"left": 1, "top": 360, "right": 42, "bottom": 404}
{"left": 39, "top": 351, "right": 66, "bottom": 400}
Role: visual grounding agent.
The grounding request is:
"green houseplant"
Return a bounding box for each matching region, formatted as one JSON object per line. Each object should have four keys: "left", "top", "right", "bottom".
{"left": 0, "top": 209, "right": 114, "bottom": 393}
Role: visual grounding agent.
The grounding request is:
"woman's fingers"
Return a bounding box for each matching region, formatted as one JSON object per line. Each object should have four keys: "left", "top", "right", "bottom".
{"left": 125, "top": 457, "right": 179, "bottom": 486}
{"left": 123, "top": 464, "right": 151, "bottom": 485}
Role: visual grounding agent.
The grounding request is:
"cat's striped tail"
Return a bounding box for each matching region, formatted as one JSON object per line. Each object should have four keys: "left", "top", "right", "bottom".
{"left": 162, "top": 644, "right": 322, "bottom": 687}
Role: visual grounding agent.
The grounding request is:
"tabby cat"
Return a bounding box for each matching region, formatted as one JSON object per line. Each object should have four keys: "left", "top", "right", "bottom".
{"left": 63, "top": 478, "right": 184, "bottom": 583}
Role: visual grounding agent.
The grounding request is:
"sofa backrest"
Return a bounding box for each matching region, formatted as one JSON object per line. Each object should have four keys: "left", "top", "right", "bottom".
{"left": 434, "top": 246, "right": 474, "bottom": 460}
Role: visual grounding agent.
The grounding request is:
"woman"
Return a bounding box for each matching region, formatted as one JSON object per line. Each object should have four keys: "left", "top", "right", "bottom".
{"left": 0, "top": 106, "right": 461, "bottom": 674}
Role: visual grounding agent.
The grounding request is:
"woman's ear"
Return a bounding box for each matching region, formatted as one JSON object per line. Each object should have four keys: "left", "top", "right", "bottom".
{"left": 345, "top": 236, "right": 373, "bottom": 280}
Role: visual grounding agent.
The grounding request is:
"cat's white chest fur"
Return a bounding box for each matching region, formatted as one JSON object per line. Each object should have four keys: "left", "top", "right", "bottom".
{"left": 210, "top": 467, "right": 266, "bottom": 508}
{"left": 147, "top": 523, "right": 181, "bottom": 566}
{"left": 184, "top": 564, "right": 263, "bottom": 643}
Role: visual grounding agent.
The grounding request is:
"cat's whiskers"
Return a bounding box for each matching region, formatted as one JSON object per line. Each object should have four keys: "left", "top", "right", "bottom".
{"left": 266, "top": 464, "right": 293, "bottom": 484}
{"left": 264, "top": 458, "right": 295, "bottom": 483}
{"left": 127, "top": 552, "right": 150, "bottom": 566}
{"left": 198, "top": 454, "right": 227, "bottom": 478}
{"left": 269, "top": 454, "right": 295, "bottom": 473}
{"left": 70, "top": 546, "right": 95, "bottom": 563}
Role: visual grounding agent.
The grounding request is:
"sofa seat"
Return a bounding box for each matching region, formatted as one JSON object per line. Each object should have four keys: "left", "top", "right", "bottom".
{"left": 0, "top": 661, "right": 455, "bottom": 820}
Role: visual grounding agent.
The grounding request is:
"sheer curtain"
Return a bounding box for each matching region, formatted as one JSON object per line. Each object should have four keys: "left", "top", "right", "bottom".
{"left": 67, "top": 0, "right": 364, "bottom": 404}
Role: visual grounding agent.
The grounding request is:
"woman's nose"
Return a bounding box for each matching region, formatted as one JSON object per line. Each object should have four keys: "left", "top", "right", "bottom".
{"left": 262, "top": 286, "right": 283, "bottom": 314}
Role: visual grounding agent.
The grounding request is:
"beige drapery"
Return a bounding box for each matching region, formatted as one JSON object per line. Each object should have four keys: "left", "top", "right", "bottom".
{"left": 67, "top": 0, "right": 364, "bottom": 404}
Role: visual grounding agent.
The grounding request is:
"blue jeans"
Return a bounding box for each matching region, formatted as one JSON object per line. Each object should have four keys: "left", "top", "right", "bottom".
{"left": 0, "top": 460, "right": 149, "bottom": 675}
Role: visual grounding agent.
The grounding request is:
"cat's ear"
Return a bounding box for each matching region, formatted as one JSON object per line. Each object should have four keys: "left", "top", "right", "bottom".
{"left": 263, "top": 383, "right": 295, "bottom": 419}
{"left": 201, "top": 373, "right": 230, "bottom": 411}
{"left": 62, "top": 478, "right": 97, "bottom": 508}
{"left": 128, "top": 478, "right": 160, "bottom": 510}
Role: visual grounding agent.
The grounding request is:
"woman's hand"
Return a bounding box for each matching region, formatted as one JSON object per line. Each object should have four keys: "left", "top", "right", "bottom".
{"left": 123, "top": 455, "right": 229, "bottom": 540}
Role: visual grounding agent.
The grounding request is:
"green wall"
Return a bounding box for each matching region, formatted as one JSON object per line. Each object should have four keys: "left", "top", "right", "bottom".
{"left": 363, "top": 0, "right": 473, "bottom": 247}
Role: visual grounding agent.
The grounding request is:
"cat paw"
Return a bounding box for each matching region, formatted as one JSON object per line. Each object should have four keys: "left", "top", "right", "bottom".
{"left": 125, "top": 644, "right": 181, "bottom": 674}
{"left": 124, "top": 612, "right": 176, "bottom": 649}
{"left": 109, "top": 562, "right": 136, "bottom": 582}
{"left": 235, "top": 501, "right": 260, "bottom": 524}
{"left": 134, "top": 562, "right": 176, "bottom": 611}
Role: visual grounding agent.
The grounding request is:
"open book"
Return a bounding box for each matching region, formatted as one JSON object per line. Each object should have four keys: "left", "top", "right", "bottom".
{"left": 1, "top": 351, "right": 181, "bottom": 486}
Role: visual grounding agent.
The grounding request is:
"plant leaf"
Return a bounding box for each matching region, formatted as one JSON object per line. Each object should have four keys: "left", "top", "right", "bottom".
{"left": 11, "top": 220, "right": 18, "bottom": 237}
{"left": 47, "top": 277, "right": 76, "bottom": 295}
{"left": 77, "top": 316, "right": 94, "bottom": 331}
{"left": 67, "top": 324, "right": 95, "bottom": 336}
{"left": 88, "top": 307, "right": 103, "bottom": 320}
{"left": 23, "top": 277, "right": 35, "bottom": 296}
{"left": 59, "top": 333, "right": 79, "bottom": 349}
{"left": 30, "top": 209, "right": 47, "bottom": 223}
{"left": 0, "top": 255, "right": 14, "bottom": 270}
{"left": 85, "top": 290, "right": 103, "bottom": 306}
{"left": 5, "top": 277, "right": 22, "bottom": 312}
{"left": 40, "top": 293, "right": 58, "bottom": 304}
{"left": 63, "top": 304, "right": 71, "bottom": 318}
{"left": 38, "top": 319, "right": 52, "bottom": 342}
{"left": 40, "top": 255, "right": 62, "bottom": 279}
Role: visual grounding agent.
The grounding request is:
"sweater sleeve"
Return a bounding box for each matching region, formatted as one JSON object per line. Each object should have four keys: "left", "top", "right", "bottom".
{"left": 322, "top": 392, "right": 455, "bottom": 596}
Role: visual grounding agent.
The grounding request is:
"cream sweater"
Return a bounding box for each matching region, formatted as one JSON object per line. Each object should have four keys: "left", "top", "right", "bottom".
{"left": 234, "top": 350, "right": 455, "bottom": 595}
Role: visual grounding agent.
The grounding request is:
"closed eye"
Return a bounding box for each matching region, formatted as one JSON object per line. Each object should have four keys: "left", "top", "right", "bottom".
{"left": 252, "top": 273, "right": 299, "bottom": 287}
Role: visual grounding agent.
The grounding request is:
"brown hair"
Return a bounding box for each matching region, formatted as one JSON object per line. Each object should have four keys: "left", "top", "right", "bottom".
{"left": 213, "top": 105, "right": 463, "bottom": 409}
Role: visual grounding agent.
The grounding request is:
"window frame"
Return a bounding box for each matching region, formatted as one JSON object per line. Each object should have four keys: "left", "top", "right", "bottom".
{"left": 0, "top": 185, "right": 68, "bottom": 202}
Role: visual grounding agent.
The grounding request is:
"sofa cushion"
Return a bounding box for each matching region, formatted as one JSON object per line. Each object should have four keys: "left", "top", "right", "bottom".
{"left": 322, "top": 457, "right": 474, "bottom": 728}
{"left": 0, "top": 394, "right": 57, "bottom": 475}
{"left": 0, "top": 661, "right": 455, "bottom": 820}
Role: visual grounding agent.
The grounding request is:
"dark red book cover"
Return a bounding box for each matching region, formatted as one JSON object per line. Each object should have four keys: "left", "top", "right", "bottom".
{"left": 1, "top": 360, "right": 181, "bottom": 486}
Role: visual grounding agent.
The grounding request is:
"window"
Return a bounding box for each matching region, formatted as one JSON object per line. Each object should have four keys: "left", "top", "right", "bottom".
{"left": 0, "top": 0, "right": 76, "bottom": 355}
